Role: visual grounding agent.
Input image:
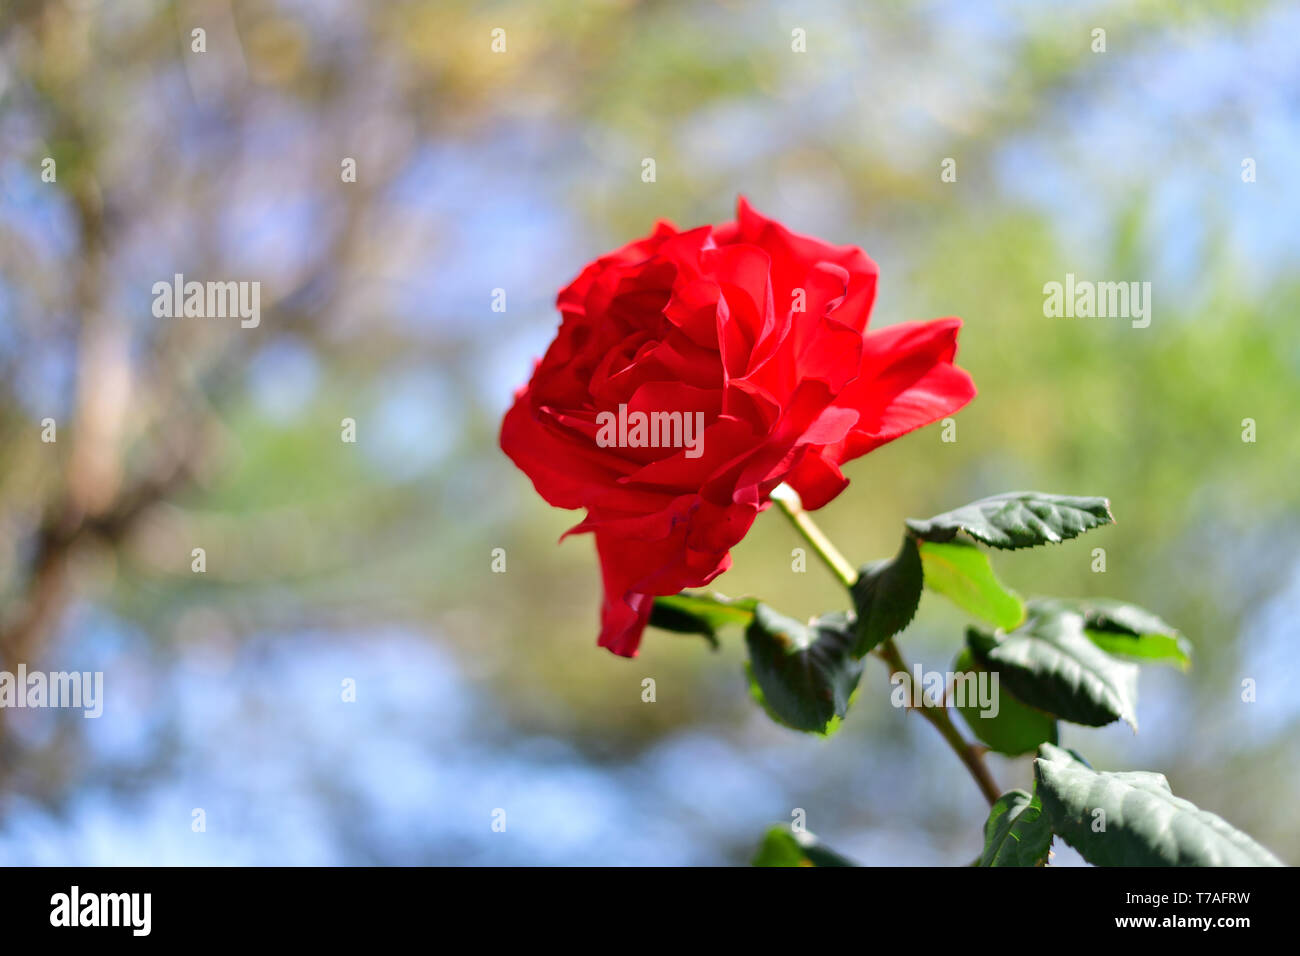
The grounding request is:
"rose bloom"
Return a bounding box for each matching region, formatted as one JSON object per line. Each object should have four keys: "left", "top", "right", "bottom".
{"left": 502, "top": 198, "right": 975, "bottom": 656}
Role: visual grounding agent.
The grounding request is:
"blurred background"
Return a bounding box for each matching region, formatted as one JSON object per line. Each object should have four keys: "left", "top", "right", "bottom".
{"left": 0, "top": 0, "right": 1297, "bottom": 865}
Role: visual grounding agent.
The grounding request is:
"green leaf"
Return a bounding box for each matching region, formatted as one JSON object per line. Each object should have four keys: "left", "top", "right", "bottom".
{"left": 850, "top": 534, "right": 922, "bottom": 656}
{"left": 906, "top": 492, "right": 1114, "bottom": 550}
{"left": 967, "top": 607, "right": 1140, "bottom": 730}
{"left": 953, "top": 648, "right": 1057, "bottom": 756}
{"left": 919, "top": 539, "right": 1025, "bottom": 629}
{"left": 752, "top": 826, "right": 856, "bottom": 867}
{"left": 978, "top": 789, "right": 1053, "bottom": 867}
{"left": 1031, "top": 597, "right": 1191, "bottom": 669}
{"left": 650, "top": 591, "right": 757, "bottom": 647}
{"left": 1034, "top": 744, "right": 1283, "bottom": 866}
{"left": 745, "top": 605, "right": 865, "bottom": 735}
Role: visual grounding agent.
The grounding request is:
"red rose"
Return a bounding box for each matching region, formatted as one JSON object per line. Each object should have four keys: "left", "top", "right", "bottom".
{"left": 502, "top": 197, "right": 975, "bottom": 657}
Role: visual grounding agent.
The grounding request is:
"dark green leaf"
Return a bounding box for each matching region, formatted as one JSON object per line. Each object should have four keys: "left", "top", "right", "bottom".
{"left": 906, "top": 492, "right": 1114, "bottom": 550}
{"left": 978, "top": 789, "right": 1053, "bottom": 867}
{"left": 746, "top": 605, "right": 864, "bottom": 735}
{"left": 650, "top": 591, "right": 758, "bottom": 647}
{"left": 1031, "top": 597, "right": 1191, "bottom": 669}
{"left": 953, "top": 648, "right": 1057, "bottom": 756}
{"left": 1034, "top": 744, "right": 1283, "bottom": 866}
{"left": 920, "top": 540, "right": 1025, "bottom": 629}
{"left": 850, "top": 534, "right": 922, "bottom": 656}
{"left": 967, "top": 607, "right": 1139, "bottom": 730}
{"left": 752, "top": 826, "right": 856, "bottom": 867}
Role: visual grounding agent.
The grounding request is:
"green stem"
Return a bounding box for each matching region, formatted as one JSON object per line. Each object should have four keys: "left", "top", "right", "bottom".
{"left": 874, "top": 639, "right": 1002, "bottom": 806}
{"left": 769, "top": 484, "right": 858, "bottom": 588}
{"left": 771, "top": 483, "right": 1001, "bottom": 807}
